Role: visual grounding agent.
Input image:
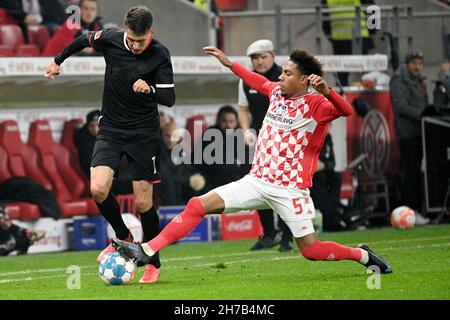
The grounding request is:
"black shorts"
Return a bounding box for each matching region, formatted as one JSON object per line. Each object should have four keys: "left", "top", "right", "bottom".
{"left": 91, "top": 129, "right": 161, "bottom": 183}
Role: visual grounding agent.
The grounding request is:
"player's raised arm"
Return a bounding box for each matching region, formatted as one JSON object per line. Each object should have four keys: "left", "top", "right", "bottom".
{"left": 308, "top": 73, "right": 353, "bottom": 117}
{"left": 203, "top": 46, "right": 273, "bottom": 97}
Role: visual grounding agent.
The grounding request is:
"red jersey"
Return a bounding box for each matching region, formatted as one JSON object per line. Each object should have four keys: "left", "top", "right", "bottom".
{"left": 231, "top": 62, "right": 353, "bottom": 189}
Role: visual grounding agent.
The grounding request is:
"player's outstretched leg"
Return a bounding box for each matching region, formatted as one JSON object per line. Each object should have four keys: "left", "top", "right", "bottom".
{"left": 113, "top": 195, "right": 220, "bottom": 266}
{"left": 297, "top": 234, "right": 392, "bottom": 273}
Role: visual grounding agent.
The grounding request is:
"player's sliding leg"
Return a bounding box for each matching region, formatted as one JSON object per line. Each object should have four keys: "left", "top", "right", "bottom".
{"left": 133, "top": 180, "right": 161, "bottom": 283}
{"left": 91, "top": 166, "right": 133, "bottom": 263}
{"left": 113, "top": 191, "right": 223, "bottom": 266}
{"left": 295, "top": 232, "right": 392, "bottom": 273}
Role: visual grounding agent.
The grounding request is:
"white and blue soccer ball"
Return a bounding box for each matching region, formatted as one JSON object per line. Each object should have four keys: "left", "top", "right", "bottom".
{"left": 99, "top": 251, "right": 136, "bottom": 285}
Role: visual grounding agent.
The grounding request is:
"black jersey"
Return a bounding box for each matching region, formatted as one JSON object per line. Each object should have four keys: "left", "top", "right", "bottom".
{"left": 55, "top": 29, "right": 175, "bottom": 133}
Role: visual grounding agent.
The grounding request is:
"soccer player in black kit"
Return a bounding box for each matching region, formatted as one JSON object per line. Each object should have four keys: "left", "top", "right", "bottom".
{"left": 45, "top": 5, "right": 175, "bottom": 284}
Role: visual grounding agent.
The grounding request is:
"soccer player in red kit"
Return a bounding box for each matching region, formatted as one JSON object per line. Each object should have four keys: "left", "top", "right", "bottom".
{"left": 114, "top": 46, "right": 392, "bottom": 274}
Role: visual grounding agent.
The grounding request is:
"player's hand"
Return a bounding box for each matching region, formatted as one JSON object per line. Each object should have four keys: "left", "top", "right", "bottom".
{"left": 316, "top": 160, "right": 325, "bottom": 172}
{"left": 203, "top": 46, "right": 233, "bottom": 68}
{"left": 244, "top": 129, "right": 257, "bottom": 146}
{"left": 45, "top": 60, "right": 60, "bottom": 79}
{"left": 308, "top": 74, "right": 330, "bottom": 96}
{"left": 133, "top": 79, "right": 152, "bottom": 94}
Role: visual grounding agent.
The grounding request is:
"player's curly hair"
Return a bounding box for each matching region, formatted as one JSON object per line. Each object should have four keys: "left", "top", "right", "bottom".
{"left": 125, "top": 6, "right": 153, "bottom": 35}
{"left": 289, "top": 49, "right": 324, "bottom": 77}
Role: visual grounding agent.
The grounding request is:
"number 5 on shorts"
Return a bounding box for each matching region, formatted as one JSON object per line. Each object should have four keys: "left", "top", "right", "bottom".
{"left": 292, "top": 197, "right": 303, "bottom": 215}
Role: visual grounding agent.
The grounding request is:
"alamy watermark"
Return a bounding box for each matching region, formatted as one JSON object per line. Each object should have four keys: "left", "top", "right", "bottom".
{"left": 65, "top": 5, "right": 81, "bottom": 30}
{"left": 366, "top": 265, "right": 381, "bottom": 290}
{"left": 366, "top": 5, "right": 381, "bottom": 30}
{"left": 169, "top": 122, "right": 257, "bottom": 166}
{"left": 66, "top": 265, "right": 81, "bottom": 289}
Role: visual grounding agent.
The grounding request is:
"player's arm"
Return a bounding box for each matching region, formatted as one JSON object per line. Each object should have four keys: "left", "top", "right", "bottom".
{"left": 237, "top": 80, "right": 257, "bottom": 145}
{"left": 46, "top": 30, "right": 107, "bottom": 79}
{"left": 203, "top": 46, "right": 273, "bottom": 97}
{"left": 45, "top": 34, "right": 90, "bottom": 79}
{"left": 309, "top": 74, "right": 353, "bottom": 117}
{"left": 134, "top": 50, "right": 175, "bottom": 107}
{"left": 151, "top": 52, "right": 176, "bottom": 107}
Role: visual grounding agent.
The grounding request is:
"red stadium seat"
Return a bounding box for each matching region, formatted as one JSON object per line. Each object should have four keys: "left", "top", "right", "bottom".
{"left": 0, "top": 9, "right": 17, "bottom": 25}
{"left": 8, "top": 202, "right": 40, "bottom": 220}
{"left": 0, "top": 120, "right": 52, "bottom": 190}
{"left": 28, "top": 120, "right": 98, "bottom": 217}
{"left": 0, "top": 9, "right": 8, "bottom": 25}
{"left": 0, "top": 44, "right": 13, "bottom": 57}
{"left": 0, "top": 25, "right": 24, "bottom": 51}
{"left": 27, "top": 25, "right": 50, "bottom": 53}
{"left": 186, "top": 114, "right": 208, "bottom": 150}
{"left": 0, "top": 144, "right": 41, "bottom": 220}
{"left": 16, "top": 44, "right": 40, "bottom": 57}
{"left": 0, "top": 145, "right": 11, "bottom": 182}
{"left": 61, "top": 118, "right": 90, "bottom": 197}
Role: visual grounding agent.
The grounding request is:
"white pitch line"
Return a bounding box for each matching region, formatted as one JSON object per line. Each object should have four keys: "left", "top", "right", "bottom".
{"left": 1, "top": 241, "right": 450, "bottom": 285}
{"left": 1, "top": 236, "right": 449, "bottom": 281}
{"left": 0, "top": 255, "right": 301, "bottom": 284}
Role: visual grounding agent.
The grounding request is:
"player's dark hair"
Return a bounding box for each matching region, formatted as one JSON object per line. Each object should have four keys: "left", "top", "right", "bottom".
{"left": 125, "top": 6, "right": 153, "bottom": 35}
{"left": 216, "top": 105, "right": 238, "bottom": 124}
{"left": 289, "top": 49, "right": 324, "bottom": 77}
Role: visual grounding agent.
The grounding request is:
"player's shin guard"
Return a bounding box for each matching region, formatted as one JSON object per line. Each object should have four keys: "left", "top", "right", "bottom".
{"left": 96, "top": 192, "right": 130, "bottom": 240}
{"left": 146, "top": 197, "right": 206, "bottom": 253}
{"left": 300, "top": 240, "right": 362, "bottom": 262}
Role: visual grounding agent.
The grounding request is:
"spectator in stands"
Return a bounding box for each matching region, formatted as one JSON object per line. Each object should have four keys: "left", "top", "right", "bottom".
{"left": 39, "top": 0, "right": 66, "bottom": 36}
{"left": 156, "top": 120, "right": 204, "bottom": 206}
{"left": 434, "top": 60, "right": 450, "bottom": 112}
{"left": 310, "top": 133, "right": 371, "bottom": 231}
{"left": 42, "top": 0, "right": 102, "bottom": 57}
{"left": 321, "top": 0, "right": 377, "bottom": 86}
{"left": 390, "top": 49, "right": 429, "bottom": 225}
{"left": 239, "top": 39, "right": 293, "bottom": 252}
{"left": 74, "top": 109, "right": 100, "bottom": 178}
{"left": 194, "top": 105, "right": 251, "bottom": 193}
{"left": 0, "top": 204, "right": 46, "bottom": 256}
{"left": 0, "top": 0, "right": 42, "bottom": 40}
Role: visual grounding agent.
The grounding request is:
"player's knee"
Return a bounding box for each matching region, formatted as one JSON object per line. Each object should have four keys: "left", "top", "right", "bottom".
{"left": 134, "top": 197, "right": 152, "bottom": 213}
{"left": 299, "top": 240, "right": 321, "bottom": 261}
{"left": 90, "top": 184, "right": 109, "bottom": 203}
{"left": 186, "top": 197, "right": 206, "bottom": 217}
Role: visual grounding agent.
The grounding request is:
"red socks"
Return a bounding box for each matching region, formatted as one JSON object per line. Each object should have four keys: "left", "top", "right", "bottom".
{"left": 300, "top": 240, "right": 362, "bottom": 262}
{"left": 147, "top": 197, "right": 206, "bottom": 253}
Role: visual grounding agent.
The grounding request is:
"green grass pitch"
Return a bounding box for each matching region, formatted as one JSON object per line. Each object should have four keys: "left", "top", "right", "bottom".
{"left": 0, "top": 224, "right": 449, "bottom": 300}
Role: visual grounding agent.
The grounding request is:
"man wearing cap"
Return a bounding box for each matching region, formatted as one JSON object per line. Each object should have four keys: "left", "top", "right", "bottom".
{"left": 389, "top": 49, "right": 429, "bottom": 223}
{"left": 238, "top": 39, "right": 293, "bottom": 251}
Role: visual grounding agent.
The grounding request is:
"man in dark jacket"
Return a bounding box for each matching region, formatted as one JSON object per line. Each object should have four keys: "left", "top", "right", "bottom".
{"left": 310, "top": 134, "right": 371, "bottom": 231}
{"left": 74, "top": 109, "right": 100, "bottom": 178}
{"left": 389, "top": 49, "right": 428, "bottom": 220}
{"left": 42, "top": 0, "right": 103, "bottom": 56}
{"left": 194, "top": 106, "right": 251, "bottom": 193}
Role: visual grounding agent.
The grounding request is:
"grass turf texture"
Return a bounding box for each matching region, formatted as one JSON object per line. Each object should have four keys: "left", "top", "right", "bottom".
{"left": 0, "top": 224, "right": 449, "bottom": 300}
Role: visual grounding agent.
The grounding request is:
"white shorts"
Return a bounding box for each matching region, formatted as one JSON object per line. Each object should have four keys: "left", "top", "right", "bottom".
{"left": 213, "top": 175, "right": 316, "bottom": 238}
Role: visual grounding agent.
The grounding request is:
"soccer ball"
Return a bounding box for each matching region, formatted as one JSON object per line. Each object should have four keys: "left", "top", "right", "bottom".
{"left": 390, "top": 206, "right": 415, "bottom": 229}
{"left": 98, "top": 251, "right": 136, "bottom": 285}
